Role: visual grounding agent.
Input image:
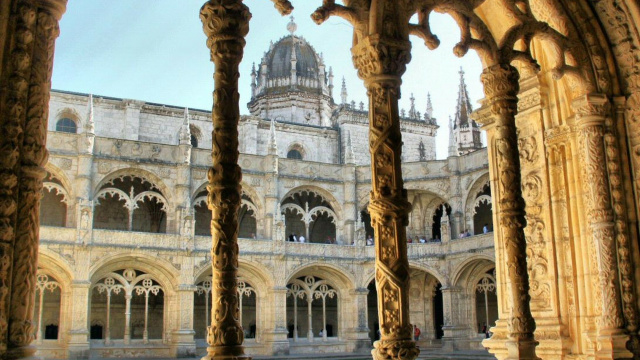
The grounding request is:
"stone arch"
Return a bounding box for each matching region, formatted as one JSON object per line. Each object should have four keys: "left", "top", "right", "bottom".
{"left": 285, "top": 262, "right": 355, "bottom": 291}
{"left": 88, "top": 253, "right": 179, "bottom": 294}
{"left": 285, "top": 142, "right": 307, "bottom": 160}
{"left": 37, "top": 251, "right": 74, "bottom": 289}
{"left": 281, "top": 185, "right": 343, "bottom": 223}
{"left": 94, "top": 167, "right": 173, "bottom": 208}
{"left": 409, "top": 264, "right": 448, "bottom": 287}
{"left": 44, "top": 163, "right": 74, "bottom": 200}
{"left": 406, "top": 190, "right": 450, "bottom": 241}
{"left": 463, "top": 172, "right": 492, "bottom": 235}
{"left": 451, "top": 256, "right": 496, "bottom": 291}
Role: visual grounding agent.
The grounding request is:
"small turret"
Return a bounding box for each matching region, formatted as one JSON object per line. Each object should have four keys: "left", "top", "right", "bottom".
{"left": 425, "top": 93, "right": 433, "bottom": 120}
{"left": 452, "top": 67, "right": 482, "bottom": 155}
{"left": 268, "top": 117, "right": 278, "bottom": 155}
{"left": 328, "top": 67, "right": 334, "bottom": 99}
{"left": 340, "top": 77, "right": 348, "bottom": 105}
{"left": 345, "top": 131, "right": 355, "bottom": 164}
{"left": 179, "top": 108, "right": 191, "bottom": 146}
{"left": 408, "top": 93, "right": 417, "bottom": 119}
{"left": 251, "top": 63, "right": 257, "bottom": 99}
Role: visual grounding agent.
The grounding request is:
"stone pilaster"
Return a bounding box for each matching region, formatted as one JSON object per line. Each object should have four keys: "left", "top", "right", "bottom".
{"left": 0, "top": 1, "right": 67, "bottom": 358}
{"left": 347, "top": 288, "right": 371, "bottom": 352}
{"left": 172, "top": 285, "right": 197, "bottom": 357}
{"left": 572, "top": 94, "right": 632, "bottom": 359}
{"left": 262, "top": 287, "right": 289, "bottom": 355}
{"left": 477, "top": 64, "right": 539, "bottom": 360}
{"left": 66, "top": 281, "right": 90, "bottom": 360}
{"left": 200, "top": 1, "right": 252, "bottom": 358}
{"left": 440, "top": 286, "right": 466, "bottom": 351}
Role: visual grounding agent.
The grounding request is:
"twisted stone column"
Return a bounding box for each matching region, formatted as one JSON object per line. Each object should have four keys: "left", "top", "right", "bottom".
{"left": 572, "top": 94, "right": 632, "bottom": 358}
{"left": 479, "top": 64, "right": 539, "bottom": 360}
{"left": 200, "top": 1, "right": 251, "bottom": 359}
{"left": 352, "top": 35, "right": 418, "bottom": 360}
{"left": 0, "top": 0, "right": 66, "bottom": 358}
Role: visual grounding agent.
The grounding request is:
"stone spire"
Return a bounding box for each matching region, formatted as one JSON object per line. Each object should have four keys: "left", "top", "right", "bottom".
{"left": 340, "top": 77, "right": 348, "bottom": 104}
{"left": 425, "top": 93, "right": 433, "bottom": 120}
{"left": 289, "top": 16, "right": 297, "bottom": 89}
{"left": 250, "top": 62, "right": 257, "bottom": 99}
{"left": 454, "top": 67, "right": 473, "bottom": 129}
{"left": 268, "top": 117, "right": 278, "bottom": 155}
{"left": 81, "top": 94, "right": 96, "bottom": 154}
{"left": 408, "top": 93, "right": 417, "bottom": 119}
{"left": 85, "top": 94, "right": 95, "bottom": 135}
{"left": 344, "top": 130, "right": 355, "bottom": 164}
{"left": 448, "top": 116, "right": 457, "bottom": 157}
{"left": 179, "top": 107, "right": 191, "bottom": 146}
{"left": 328, "top": 66, "right": 334, "bottom": 99}
{"left": 453, "top": 67, "right": 483, "bottom": 155}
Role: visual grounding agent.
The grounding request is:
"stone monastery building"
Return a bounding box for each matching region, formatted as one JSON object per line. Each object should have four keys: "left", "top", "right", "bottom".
{"left": 35, "top": 19, "right": 496, "bottom": 358}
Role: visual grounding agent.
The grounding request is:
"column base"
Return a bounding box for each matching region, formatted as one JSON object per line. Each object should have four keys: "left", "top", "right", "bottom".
{"left": 201, "top": 346, "right": 252, "bottom": 360}
{"left": 596, "top": 331, "right": 633, "bottom": 359}
{"left": 371, "top": 339, "right": 419, "bottom": 360}
{"left": 505, "top": 338, "right": 541, "bottom": 360}
{"left": 4, "top": 345, "right": 40, "bottom": 360}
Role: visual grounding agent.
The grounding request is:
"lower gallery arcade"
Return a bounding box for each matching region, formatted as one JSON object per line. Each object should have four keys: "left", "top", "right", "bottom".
{"left": 2, "top": 0, "right": 640, "bottom": 360}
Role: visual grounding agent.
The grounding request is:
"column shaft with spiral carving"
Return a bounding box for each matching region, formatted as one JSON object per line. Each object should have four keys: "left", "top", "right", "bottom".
{"left": 479, "top": 64, "right": 539, "bottom": 360}
{"left": 352, "top": 34, "right": 419, "bottom": 360}
{"left": 0, "top": 1, "right": 66, "bottom": 358}
{"left": 572, "top": 94, "right": 632, "bottom": 359}
{"left": 200, "top": 1, "right": 251, "bottom": 359}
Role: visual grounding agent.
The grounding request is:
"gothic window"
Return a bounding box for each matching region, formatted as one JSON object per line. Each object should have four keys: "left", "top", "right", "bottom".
{"left": 287, "top": 149, "right": 303, "bottom": 160}
{"left": 190, "top": 134, "right": 198, "bottom": 148}
{"left": 55, "top": 117, "right": 77, "bottom": 133}
{"left": 476, "top": 270, "right": 497, "bottom": 334}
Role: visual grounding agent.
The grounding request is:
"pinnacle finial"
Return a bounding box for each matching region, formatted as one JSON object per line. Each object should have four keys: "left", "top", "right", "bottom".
{"left": 85, "top": 94, "right": 95, "bottom": 134}
{"left": 425, "top": 92, "right": 433, "bottom": 120}
{"left": 341, "top": 77, "right": 348, "bottom": 105}
{"left": 287, "top": 16, "right": 297, "bottom": 35}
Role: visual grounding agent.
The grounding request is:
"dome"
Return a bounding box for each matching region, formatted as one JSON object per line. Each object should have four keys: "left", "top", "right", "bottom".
{"left": 251, "top": 17, "right": 331, "bottom": 98}
{"left": 264, "top": 36, "right": 319, "bottom": 80}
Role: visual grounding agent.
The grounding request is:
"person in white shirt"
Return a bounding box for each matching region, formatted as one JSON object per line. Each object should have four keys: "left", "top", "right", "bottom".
{"left": 299, "top": 235, "right": 305, "bottom": 243}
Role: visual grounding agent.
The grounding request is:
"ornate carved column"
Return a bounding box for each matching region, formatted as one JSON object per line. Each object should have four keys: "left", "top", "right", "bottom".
{"left": 352, "top": 35, "right": 418, "bottom": 360}
{"left": 572, "top": 94, "right": 632, "bottom": 358}
{"left": 0, "top": 0, "right": 66, "bottom": 358}
{"left": 200, "top": 1, "right": 251, "bottom": 359}
{"left": 478, "top": 64, "right": 539, "bottom": 360}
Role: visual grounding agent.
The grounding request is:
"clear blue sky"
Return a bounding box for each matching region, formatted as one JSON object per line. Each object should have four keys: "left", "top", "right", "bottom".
{"left": 51, "top": 1, "right": 484, "bottom": 159}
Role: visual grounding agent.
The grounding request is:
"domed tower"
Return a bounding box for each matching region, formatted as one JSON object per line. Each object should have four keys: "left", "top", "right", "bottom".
{"left": 248, "top": 17, "right": 334, "bottom": 127}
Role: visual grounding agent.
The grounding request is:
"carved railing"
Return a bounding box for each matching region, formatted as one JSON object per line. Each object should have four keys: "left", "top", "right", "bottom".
{"left": 39, "top": 226, "right": 493, "bottom": 260}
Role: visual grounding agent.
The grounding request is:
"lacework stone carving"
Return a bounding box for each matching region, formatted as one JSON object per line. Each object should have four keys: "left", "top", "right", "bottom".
{"left": 0, "top": 0, "right": 65, "bottom": 357}
{"left": 572, "top": 94, "right": 631, "bottom": 356}
{"left": 312, "top": 1, "right": 419, "bottom": 359}
{"left": 479, "top": 64, "right": 539, "bottom": 359}
{"left": 199, "top": 0, "right": 291, "bottom": 359}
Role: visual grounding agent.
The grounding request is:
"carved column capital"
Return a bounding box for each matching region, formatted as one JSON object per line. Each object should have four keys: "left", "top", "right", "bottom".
{"left": 572, "top": 93, "right": 610, "bottom": 123}
{"left": 35, "top": 0, "right": 68, "bottom": 20}
{"left": 352, "top": 35, "right": 412, "bottom": 87}
{"left": 480, "top": 64, "right": 520, "bottom": 117}
{"left": 200, "top": 0, "right": 251, "bottom": 64}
